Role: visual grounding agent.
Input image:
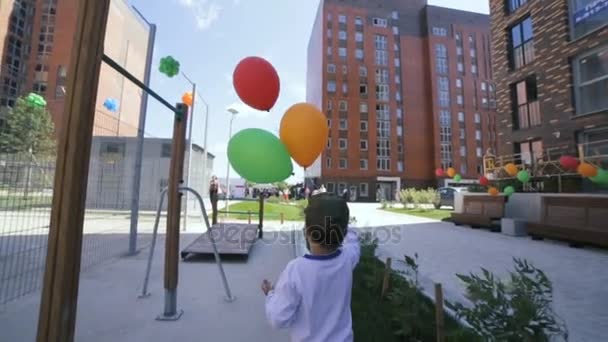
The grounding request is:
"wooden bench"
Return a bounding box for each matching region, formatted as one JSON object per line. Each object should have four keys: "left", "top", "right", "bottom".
{"left": 527, "top": 196, "right": 608, "bottom": 248}
{"left": 451, "top": 195, "right": 506, "bottom": 231}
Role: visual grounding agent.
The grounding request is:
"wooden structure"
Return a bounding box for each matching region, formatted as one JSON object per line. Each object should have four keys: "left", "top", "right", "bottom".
{"left": 527, "top": 196, "right": 608, "bottom": 248}
{"left": 36, "top": 1, "right": 111, "bottom": 341}
{"left": 451, "top": 195, "right": 506, "bottom": 230}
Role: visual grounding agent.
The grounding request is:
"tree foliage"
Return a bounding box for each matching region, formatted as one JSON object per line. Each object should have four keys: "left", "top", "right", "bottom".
{"left": 0, "top": 97, "right": 56, "bottom": 156}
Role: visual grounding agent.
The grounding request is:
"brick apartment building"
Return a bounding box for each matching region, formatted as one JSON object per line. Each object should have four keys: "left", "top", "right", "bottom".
{"left": 490, "top": 0, "right": 608, "bottom": 166}
{"left": 306, "top": 0, "right": 497, "bottom": 201}
{"left": 0, "top": 0, "right": 151, "bottom": 137}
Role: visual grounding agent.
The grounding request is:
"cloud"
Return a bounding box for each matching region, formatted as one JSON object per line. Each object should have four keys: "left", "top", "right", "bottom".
{"left": 225, "top": 101, "right": 270, "bottom": 119}
{"left": 177, "top": 0, "right": 222, "bottom": 31}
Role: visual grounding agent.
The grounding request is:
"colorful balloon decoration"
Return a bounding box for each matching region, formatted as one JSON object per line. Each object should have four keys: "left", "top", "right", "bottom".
{"left": 233, "top": 56, "right": 280, "bottom": 111}
{"left": 517, "top": 170, "right": 530, "bottom": 183}
{"left": 577, "top": 162, "right": 598, "bottom": 178}
{"left": 159, "top": 56, "right": 180, "bottom": 77}
{"left": 103, "top": 98, "right": 118, "bottom": 112}
{"left": 279, "top": 103, "right": 328, "bottom": 168}
{"left": 504, "top": 163, "right": 518, "bottom": 177}
{"left": 488, "top": 187, "right": 499, "bottom": 196}
{"left": 182, "top": 92, "right": 193, "bottom": 107}
{"left": 559, "top": 155, "right": 579, "bottom": 171}
{"left": 590, "top": 169, "right": 608, "bottom": 186}
{"left": 435, "top": 168, "right": 445, "bottom": 177}
{"left": 479, "top": 176, "right": 489, "bottom": 186}
{"left": 446, "top": 167, "right": 456, "bottom": 178}
{"left": 26, "top": 93, "right": 46, "bottom": 108}
{"left": 227, "top": 128, "right": 293, "bottom": 183}
{"left": 453, "top": 174, "right": 462, "bottom": 182}
{"left": 504, "top": 186, "right": 515, "bottom": 197}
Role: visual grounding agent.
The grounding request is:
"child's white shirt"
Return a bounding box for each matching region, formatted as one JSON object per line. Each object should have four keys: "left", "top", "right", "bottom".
{"left": 265, "top": 230, "right": 360, "bottom": 342}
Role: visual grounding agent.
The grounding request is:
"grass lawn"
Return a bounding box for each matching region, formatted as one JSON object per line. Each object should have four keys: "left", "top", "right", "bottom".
{"left": 383, "top": 207, "right": 452, "bottom": 221}
{"left": 0, "top": 194, "right": 53, "bottom": 210}
{"left": 225, "top": 201, "right": 304, "bottom": 221}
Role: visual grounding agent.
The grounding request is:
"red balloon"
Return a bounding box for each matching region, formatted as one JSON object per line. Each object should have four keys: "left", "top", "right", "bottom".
{"left": 435, "top": 168, "right": 445, "bottom": 177}
{"left": 233, "top": 57, "right": 280, "bottom": 111}
{"left": 559, "top": 155, "right": 579, "bottom": 171}
{"left": 479, "top": 176, "right": 489, "bottom": 186}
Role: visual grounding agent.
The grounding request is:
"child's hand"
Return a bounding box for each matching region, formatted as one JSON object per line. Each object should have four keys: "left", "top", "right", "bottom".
{"left": 261, "top": 279, "right": 273, "bottom": 296}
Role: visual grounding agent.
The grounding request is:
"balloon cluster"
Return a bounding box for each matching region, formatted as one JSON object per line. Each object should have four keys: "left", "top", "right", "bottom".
{"left": 560, "top": 155, "right": 608, "bottom": 186}
{"left": 227, "top": 57, "right": 328, "bottom": 184}
{"left": 26, "top": 93, "right": 46, "bottom": 108}
{"left": 435, "top": 167, "right": 462, "bottom": 183}
{"left": 103, "top": 98, "right": 119, "bottom": 112}
{"left": 159, "top": 56, "right": 180, "bottom": 78}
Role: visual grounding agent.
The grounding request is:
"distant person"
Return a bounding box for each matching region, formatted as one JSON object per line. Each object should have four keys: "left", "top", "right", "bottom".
{"left": 262, "top": 193, "right": 360, "bottom": 342}
{"left": 209, "top": 176, "right": 219, "bottom": 225}
{"left": 341, "top": 188, "right": 349, "bottom": 202}
{"left": 319, "top": 184, "right": 327, "bottom": 193}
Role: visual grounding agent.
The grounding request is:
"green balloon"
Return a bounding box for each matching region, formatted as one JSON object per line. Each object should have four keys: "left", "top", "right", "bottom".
{"left": 504, "top": 186, "right": 515, "bottom": 196}
{"left": 453, "top": 174, "right": 462, "bottom": 182}
{"left": 590, "top": 169, "right": 608, "bottom": 186}
{"left": 228, "top": 128, "right": 293, "bottom": 183}
{"left": 517, "top": 170, "right": 530, "bottom": 183}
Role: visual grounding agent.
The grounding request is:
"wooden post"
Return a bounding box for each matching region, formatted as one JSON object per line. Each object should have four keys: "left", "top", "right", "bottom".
{"left": 381, "top": 257, "right": 392, "bottom": 298}
{"left": 247, "top": 210, "right": 251, "bottom": 224}
{"left": 435, "top": 283, "right": 446, "bottom": 342}
{"left": 160, "top": 103, "right": 188, "bottom": 319}
{"left": 258, "top": 195, "right": 264, "bottom": 238}
{"left": 36, "top": 1, "right": 111, "bottom": 341}
{"left": 280, "top": 212, "right": 284, "bottom": 224}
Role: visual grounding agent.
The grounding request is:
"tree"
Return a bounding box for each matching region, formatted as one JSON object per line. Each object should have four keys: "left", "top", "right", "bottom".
{"left": 0, "top": 96, "right": 56, "bottom": 156}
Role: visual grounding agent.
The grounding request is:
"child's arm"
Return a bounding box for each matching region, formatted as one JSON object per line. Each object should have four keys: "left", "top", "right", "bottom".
{"left": 342, "top": 228, "right": 360, "bottom": 269}
{"left": 265, "top": 263, "right": 301, "bottom": 329}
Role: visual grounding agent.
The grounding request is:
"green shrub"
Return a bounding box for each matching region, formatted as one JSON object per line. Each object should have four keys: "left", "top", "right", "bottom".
{"left": 446, "top": 259, "right": 568, "bottom": 342}
{"left": 266, "top": 196, "right": 282, "bottom": 204}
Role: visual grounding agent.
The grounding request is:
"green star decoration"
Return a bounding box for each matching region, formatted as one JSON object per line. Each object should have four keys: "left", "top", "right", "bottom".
{"left": 26, "top": 93, "right": 47, "bottom": 108}
{"left": 159, "top": 56, "right": 180, "bottom": 78}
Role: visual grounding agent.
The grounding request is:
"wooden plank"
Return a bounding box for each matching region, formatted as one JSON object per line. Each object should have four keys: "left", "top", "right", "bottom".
{"left": 164, "top": 104, "right": 188, "bottom": 290}
{"left": 36, "top": 1, "right": 111, "bottom": 341}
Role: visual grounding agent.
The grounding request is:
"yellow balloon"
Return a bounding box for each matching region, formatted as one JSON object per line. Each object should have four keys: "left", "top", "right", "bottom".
{"left": 488, "top": 187, "right": 499, "bottom": 196}
{"left": 182, "top": 92, "right": 193, "bottom": 107}
{"left": 446, "top": 167, "right": 456, "bottom": 178}
{"left": 280, "top": 103, "right": 328, "bottom": 168}
{"left": 504, "top": 163, "right": 518, "bottom": 177}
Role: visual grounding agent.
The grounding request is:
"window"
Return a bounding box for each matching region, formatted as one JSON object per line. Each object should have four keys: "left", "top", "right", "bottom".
{"left": 373, "top": 17, "right": 387, "bottom": 27}
{"left": 472, "top": 65, "right": 478, "bottom": 74}
{"left": 355, "top": 32, "right": 363, "bottom": 42}
{"left": 396, "top": 92, "right": 402, "bottom": 101}
{"left": 326, "top": 182, "right": 335, "bottom": 193}
{"left": 476, "top": 130, "right": 482, "bottom": 141}
{"left": 360, "top": 159, "right": 368, "bottom": 170}
{"left": 355, "top": 49, "right": 364, "bottom": 60}
{"left": 392, "top": 26, "right": 399, "bottom": 35}
{"left": 359, "top": 84, "right": 368, "bottom": 95}
{"left": 360, "top": 140, "right": 368, "bottom": 150}
{"left": 397, "top": 108, "right": 403, "bottom": 118}
{"left": 327, "top": 46, "right": 332, "bottom": 56}
{"left": 457, "top": 95, "right": 464, "bottom": 105}
{"left": 456, "top": 78, "right": 463, "bottom": 88}
{"left": 460, "top": 146, "right": 467, "bottom": 157}
{"left": 359, "top": 183, "right": 369, "bottom": 196}
{"left": 377, "top": 158, "right": 390, "bottom": 171}
{"left": 432, "top": 27, "right": 447, "bottom": 36}
{"left": 339, "top": 158, "right": 347, "bottom": 169}
{"left": 359, "top": 66, "right": 367, "bottom": 76}
{"left": 342, "top": 83, "right": 348, "bottom": 94}
{"left": 470, "top": 49, "right": 477, "bottom": 58}
{"left": 327, "top": 100, "right": 333, "bottom": 111}
{"left": 510, "top": 17, "right": 535, "bottom": 69}
{"left": 435, "top": 44, "right": 448, "bottom": 74}
{"left": 395, "top": 75, "right": 401, "bottom": 84}
{"left": 33, "top": 82, "right": 47, "bottom": 94}
{"left": 327, "top": 64, "right": 336, "bottom": 73}
{"left": 375, "top": 35, "right": 388, "bottom": 50}
{"left": 392, "top": 11, "right": 399, "bottom": 19}
{"left": 578, "top": 127, "right": 608, "bottom": 169}
{"left": 458, "top": 112, "right": 465, "bottom": 122}
{"left": 397, "top": 126, "right": 403, "bottom": 136}
{"left": 338, "top": 14, "right": 346, "bottom": 23}
{"left": 337, "top": 101, "right": 346, "bottom": 111}
{"left": 375, "top": 50, "right": 388, "bottom": 65}
{"left": 477, "top": 147, "right": 483, "bottom": 157}
{"left": 327, "top": 138, "right": 332, "bottom": 149}
{"left": 376, "top": 69, "right": 389, "bottom": 84}
{"left": 507, "top": 0, "right": 529, "bottom": 13}
{"left": 460, "top": 163, "right": 467, "bottom": 175}
{"left": 55, "top": 65, "right": 67, "bottom": 98}
{"left": 475, "top": 113, "right": 481, "bottom": 123}
{"left": 394, "top": 43, "right": 399, "bottom": 51}
{"left": 326, "top": 158, "right": 332, "bottom": 168}
{"left": 341, "top": 65, "right": 347, "bottom": 75}
{"left": 376, "top": 84, "right": 389, "bottom": 101}
{"left": 360, "top": 120, "right": 368, "bottom": 131}
{"left": 439, "top": 91, "right": 450, "bottom": 107}
{"left": 397, "top": 161, "right": 404, "bottom": 172}
{"left": 460, "top": 128, "right": 465, "bottom": 139}
{"left": 327, "top": 13, "right": 332, "bottom": 21}
{"left": 394, "top": 58, "right": 400, "bottom": 67}
{"left": 481, "top": 82, "right": 487, "bottom": 91}
{"left": 457, "top": 62, "right": 464, "bottom": 73}
{"left": 339, "top": 47, "right": 347, "bottom": 57}
{"left": 327, "top": 29, "right": 332, "bottom": 38}
{"left": 360, "top": 102, "right": 368, "bottom": 113}
{"left": 339, "top": 31, "right": 347, "bottom": 40}
{"left": 516, "top": 140, "right": 543, "bottom": 166}
{"left": 439, "top": 110, "right": 451, "bottom": 126}
{"left": 338, "top": 183, "right": 347, "bottom": 194}
{"left": 574, "top": 45, "right": 608, "bottom": 115}
{"left": 510, "top": 75, "right": 540, "bottom": 129}
{"left": 355, "top": 17, "right": 363, "bottom": 25}
{"left": 161, "top": 143, "right": 171, "bottom": 158}
{"left": 339, "top": 138, "right": 347, "bottom": 150}
{"left": 571, "top": 0, "right": 608, "bottom": 38}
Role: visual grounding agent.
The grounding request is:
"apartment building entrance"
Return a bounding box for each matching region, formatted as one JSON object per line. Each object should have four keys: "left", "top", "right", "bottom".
{"left": 376, "top": 177, "right": 401, "bottom": 202}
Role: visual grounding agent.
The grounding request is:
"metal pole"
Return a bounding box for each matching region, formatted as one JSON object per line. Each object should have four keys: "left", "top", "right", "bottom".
{"left": 201, "top": 101, "right": 210, "bottom": 199}
{"left": 183, "top": 82, "right": 196, "bottom": 231}
{"left": 139, "top": 188, "right": 167, "bottom": 298}
{"left": 225, "top": 114, "right": 235, "bottom": 213}
{"left": 128, "top": 18, "right": 156, "bottom": 256}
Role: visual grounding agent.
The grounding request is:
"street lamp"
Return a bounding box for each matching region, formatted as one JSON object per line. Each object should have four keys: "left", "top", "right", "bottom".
{"left": 224, "top": 108, "right": 238, "bottom": 213}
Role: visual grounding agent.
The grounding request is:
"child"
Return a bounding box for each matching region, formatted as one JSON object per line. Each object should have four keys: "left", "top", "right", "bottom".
{"left": 261, "top": 193, "right": 360, "bottom": 342}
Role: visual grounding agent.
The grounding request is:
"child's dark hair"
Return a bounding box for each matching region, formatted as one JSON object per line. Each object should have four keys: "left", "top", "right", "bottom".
{"left": 304, "top": 193, "right": 350, "bottom": 248}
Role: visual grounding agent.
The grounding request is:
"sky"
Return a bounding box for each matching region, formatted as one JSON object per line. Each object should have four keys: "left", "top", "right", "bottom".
{"left": 128, "top": 0, "right": 490, "bottom": 183}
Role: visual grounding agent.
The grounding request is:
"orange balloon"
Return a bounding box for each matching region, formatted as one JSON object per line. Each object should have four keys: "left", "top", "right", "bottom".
{"left": 504, "top": 163, "right": 518, "bottom": 177}
{"left": 488, "top": 187, "right": 499, "bottom": 196}
{"left": 280, "top": 103, "right": 328, "bottom": 168}
{"left": 446, "top": 167, "right": 456, "bottom": 178}
{"left": 182, "top": 92, "right": 193, "bottom": 106}
{"left": 578, "top": 162, "right": 598, "bottom": 178}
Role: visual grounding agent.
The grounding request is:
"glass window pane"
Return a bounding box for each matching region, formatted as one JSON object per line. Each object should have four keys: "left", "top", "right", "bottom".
{"left": 511, "top": 24, "right": 522, "bottom": 47}
{"left": 522, "top": 18, "right": 533, "bottom": 41}
{"left": 579, "top": 79, "right": 608, "bottom": 114}
{"left": 579, "top": 47, "right": 608, "bottom": 83}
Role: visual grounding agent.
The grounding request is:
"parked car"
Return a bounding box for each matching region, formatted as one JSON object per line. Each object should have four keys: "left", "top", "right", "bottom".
{"left": 435, "top": 187, "right": 466, "bottom": 209}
